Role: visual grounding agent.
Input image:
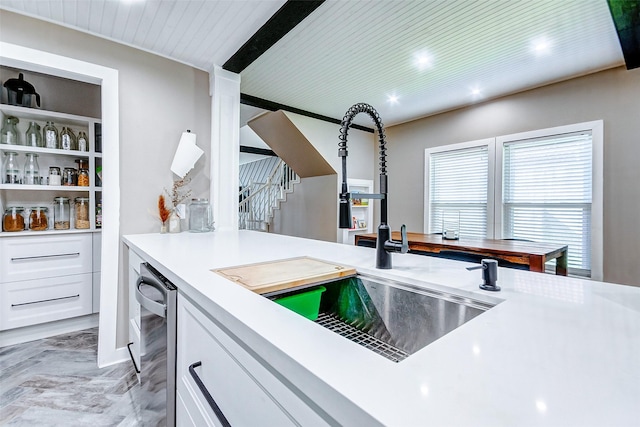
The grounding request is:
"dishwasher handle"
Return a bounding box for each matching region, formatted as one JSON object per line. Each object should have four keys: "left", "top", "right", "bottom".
{"left": 135, "top": 276, "right": 167, "bottom": 318}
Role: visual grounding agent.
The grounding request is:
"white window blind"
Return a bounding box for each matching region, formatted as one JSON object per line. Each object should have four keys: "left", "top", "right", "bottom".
{"left": 429, "top": 146, "right": 488, "bottom": 238}
{"left": 502, "top": 131, "right": 593, "bottom": 274}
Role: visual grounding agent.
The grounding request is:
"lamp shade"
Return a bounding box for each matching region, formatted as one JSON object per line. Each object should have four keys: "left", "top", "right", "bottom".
{"left": 170, "top": 130, "right": 204, "bottom": 178}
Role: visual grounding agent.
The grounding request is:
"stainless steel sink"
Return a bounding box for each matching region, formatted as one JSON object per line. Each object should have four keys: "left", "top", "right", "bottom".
{"left": 266, "top": 274, "right": 497, "bottom": 363}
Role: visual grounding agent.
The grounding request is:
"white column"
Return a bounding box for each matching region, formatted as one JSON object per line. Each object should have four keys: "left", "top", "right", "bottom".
{"left": 209, "top": 66, "right": 240, "bottom": 231}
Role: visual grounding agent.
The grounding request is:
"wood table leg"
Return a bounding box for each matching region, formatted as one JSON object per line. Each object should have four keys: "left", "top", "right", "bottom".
{"left": 529, "top": 256, "right": 545, "bottom": 273}
{"left": 555, "top": 250, "right": 568, "bottom": 276}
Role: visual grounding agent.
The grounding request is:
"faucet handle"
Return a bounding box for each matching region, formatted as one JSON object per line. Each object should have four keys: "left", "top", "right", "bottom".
{"left": 399, "top": 224, "right": 409, "bottom": 254}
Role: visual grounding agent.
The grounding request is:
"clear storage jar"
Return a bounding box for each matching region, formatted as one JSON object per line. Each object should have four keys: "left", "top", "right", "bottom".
{"left": 3, "top": 207, "right": 25, "bottom": 232}
{"left": 62, "top": 167, "right": 77, "bottom": 186}
{"left": 74, "top": 197, "right": 90, "bottom": 229}
{"left": 52, "top": 197, "right": 70, "bottom": 230}
{"left": 25, "top": 121, "right": 43, "bottom": 147}
{"left": 1, "top": 116, "right": 20, "bottom": 145}
{"left": 29, "top": 207, "right": 49, "bottom": 231}
{"left": 2, "top": 151, "right": 20, "bottom": 184}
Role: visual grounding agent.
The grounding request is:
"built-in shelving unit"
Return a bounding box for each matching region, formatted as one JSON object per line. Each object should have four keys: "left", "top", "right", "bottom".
{"left": 341, "top": 178, "right": 374, "bottom": 245}
{"left": 0, "top": 104, "right": 102, "bottom": 235}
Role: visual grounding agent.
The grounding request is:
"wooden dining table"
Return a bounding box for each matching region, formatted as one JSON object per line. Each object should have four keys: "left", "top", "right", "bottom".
{"left": 355, "top": 232, "right": 568, "bottom": 275}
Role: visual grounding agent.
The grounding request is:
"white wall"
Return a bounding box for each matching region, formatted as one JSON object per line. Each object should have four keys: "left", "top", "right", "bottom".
{"left": 0, "top": 10, "right": 212, "bottom": 344}
{"left": 385, "top": 66, "right": 640, "bottom": 287}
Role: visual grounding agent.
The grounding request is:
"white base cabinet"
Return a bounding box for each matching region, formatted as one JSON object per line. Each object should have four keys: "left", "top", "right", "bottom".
{"left": 0, "top": 233, "right": 95, "bottom": 331}
{"left": 177, "top": 296, "right": 329, "bottom": 427}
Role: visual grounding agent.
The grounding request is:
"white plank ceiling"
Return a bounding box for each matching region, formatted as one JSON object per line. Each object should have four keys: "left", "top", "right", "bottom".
{"left": 0, "top": 0, "right": 626, "bottom": 126}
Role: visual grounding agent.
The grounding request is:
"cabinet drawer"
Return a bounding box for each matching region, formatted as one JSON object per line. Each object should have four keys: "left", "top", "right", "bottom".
{"left": 0, "top": 234, "right": 92, "bottom": 282}
{"left": 178, "top": 297, "right": 329, "bottom": 427}
{"left": 0, "top": 273, "right": 93, "bottom": 331}
{"left": 178, "top": 298, "right": 297, "bottom": 427}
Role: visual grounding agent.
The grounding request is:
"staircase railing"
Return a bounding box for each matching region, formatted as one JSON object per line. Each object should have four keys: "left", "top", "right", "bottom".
{"left": 238, "top": 160, "right": 298, "bottom": 231}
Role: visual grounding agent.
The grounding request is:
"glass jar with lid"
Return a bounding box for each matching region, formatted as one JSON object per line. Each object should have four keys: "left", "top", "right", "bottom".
{"left": 74, "top": 197, "right": 90, "bottom": 229}
{"left": 52, "top": 197, "right": 70, "bottom": 230}
{"left": 3, "top": 207, "right": 25, "bottom": 232}
{"left": 49, "top": 166, "right": 62, "bottom": 186}
{"left": 25, "top": 121, "right": 43, "bottom": 147}
{"left": 77, "top": 169, "right": 90, "bottom": 187}
{"left": 2, "top": 151, "right": 21, "bottom": 184}
{"left": 43, "top": 121, "right": 59, "bottom": 149}
{"left": 188, "top": 199, "right": 214, "bottom": 232}
{"left": 29, "top": 207, "right": 49, "bottom": 231}
{"left": 23, "top": 152, "right": 40, "bottom": 185}
{"left": 1, "top": 116, "right": 20, "bottom": 145}
{"left": 62, "top": 167, "right": 77, "bottom": 186}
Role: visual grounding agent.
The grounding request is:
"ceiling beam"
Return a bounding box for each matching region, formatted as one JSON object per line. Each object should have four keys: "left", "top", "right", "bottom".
{"left": 240, "top": 145, "right": 277, "bottom": 157}
{"left": 241, "top": 93, "right": 374, "bottom": 133}
{"left": 607, "top": 0, "right": 640, "bottom": 69}
{"left": 223, "top": 0, "right": 325, "bottom": 73}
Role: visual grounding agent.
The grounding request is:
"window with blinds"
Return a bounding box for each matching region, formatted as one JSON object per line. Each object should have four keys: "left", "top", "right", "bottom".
{"left": 429, "top": 146, "right": 489, "bottom": 238}
{"left": 502, "top": 131, "right": 593, "bottom": 275}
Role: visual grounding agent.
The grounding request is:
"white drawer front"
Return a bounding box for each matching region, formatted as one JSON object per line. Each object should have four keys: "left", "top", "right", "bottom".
{"left": 0, "top": 234, "right": 92, "bottom": 282}
{"left": 178, "top": 297, "right": 297, "bottom": 427}
{"left": 0, "top": 273, "right": 93, "bottom": 331}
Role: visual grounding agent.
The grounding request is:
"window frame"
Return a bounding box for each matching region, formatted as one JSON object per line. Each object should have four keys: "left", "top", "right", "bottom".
{"left": 423, "top": 138, "right": 496, "bottom": 239}
{"left": 423, "top": 121, "right": 603, "bottom": 280}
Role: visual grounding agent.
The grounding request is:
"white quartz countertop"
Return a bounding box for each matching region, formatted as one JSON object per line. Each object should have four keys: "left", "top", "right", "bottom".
{"left": 123, "top": 230, "right": 640, "bottom": 426}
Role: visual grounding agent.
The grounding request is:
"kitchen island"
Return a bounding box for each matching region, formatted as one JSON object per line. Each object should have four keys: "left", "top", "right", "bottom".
{"left": 123, "top": 230, "right": 640, "bottom": 426}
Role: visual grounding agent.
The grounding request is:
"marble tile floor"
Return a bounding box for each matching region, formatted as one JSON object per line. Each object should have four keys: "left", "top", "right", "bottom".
{"left": 0, "top": 328, "right": 162, "bottom": 426}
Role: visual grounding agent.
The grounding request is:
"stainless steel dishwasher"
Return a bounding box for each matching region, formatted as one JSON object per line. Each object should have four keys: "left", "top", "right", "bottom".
{"left": 135, "top": 262, "right": 177, "bottom": 427}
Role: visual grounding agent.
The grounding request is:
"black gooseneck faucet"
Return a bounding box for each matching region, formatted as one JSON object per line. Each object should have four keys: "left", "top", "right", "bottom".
{"left": 338, "top": 103, "right": 408, "bottom": 269}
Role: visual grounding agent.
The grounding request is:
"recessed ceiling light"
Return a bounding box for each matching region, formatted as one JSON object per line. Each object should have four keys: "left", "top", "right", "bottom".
{"left": 413, "top": 52, "right": 433, "bottom": 70}
{"left": 532, "top": 37, "right": 552, "bottom": 54}
{"left": 387, "top": 94, "right": 399, "bottom": 104}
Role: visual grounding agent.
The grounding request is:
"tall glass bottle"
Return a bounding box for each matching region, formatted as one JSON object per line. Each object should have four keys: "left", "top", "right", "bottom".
{"left": 77, "top": 131, "right": 88, "bottom": 152}
{"left": 43, "top": 121, "right": 59, "bottom": 149}
{"left": 25, "top": 121, "right": 43, "bottom": 147}
{"left": 23, "top": 152, "right": 40, "bottom": 185}
{"left": 60, "top": 127, "right": 77, "bottom": 150}
{"left": 1, "top": 116, "right": 20, "bottom": 145}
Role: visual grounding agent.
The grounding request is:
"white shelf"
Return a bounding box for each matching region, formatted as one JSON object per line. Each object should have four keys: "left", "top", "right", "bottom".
{"left": 0, "top": 228, "right": 100, "bottom": 237}
{"left": 0, "top": 144, "right": 91, "bottom": 157}
{"left": 0, "top": 184, "right": 92, "bottom": 191}
{"left": 0, "top": 104, "right": 100, "bottom": 126}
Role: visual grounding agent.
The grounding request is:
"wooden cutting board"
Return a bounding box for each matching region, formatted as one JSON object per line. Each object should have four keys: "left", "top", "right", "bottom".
{"left": 212, "top": 256, "right": 356, "bottom": 294}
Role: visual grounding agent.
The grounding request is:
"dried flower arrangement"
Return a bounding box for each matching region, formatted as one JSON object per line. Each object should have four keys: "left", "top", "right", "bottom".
{"left": 166, "top": 172, "right": 192, "bottom": 212}
{"left": 158, "top": 194, "right": 171, "bottom": 224}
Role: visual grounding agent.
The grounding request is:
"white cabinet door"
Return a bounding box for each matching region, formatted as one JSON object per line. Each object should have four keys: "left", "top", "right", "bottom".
{"left": 0, "top": 272, "right": 92, "bottom": 330}
{"left": 178, "top": 297, "right": 316, "bottom": 427}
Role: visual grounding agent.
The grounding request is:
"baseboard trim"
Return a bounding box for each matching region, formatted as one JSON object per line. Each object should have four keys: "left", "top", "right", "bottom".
{"left": 0, "top": 314, "right": 99, "bottom": 348}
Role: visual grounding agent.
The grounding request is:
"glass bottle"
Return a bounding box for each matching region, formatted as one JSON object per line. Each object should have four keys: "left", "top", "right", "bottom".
{"left": 3, "top": 207, "right": 25, "bottom": 232}
{"left": 77, "top": 131, "right": 88, "bottom": 152}
{"left": 2, "top": 151, "right": 20, "bottom": 184}
{"left": 60, "top": 127, "right": 77, "bottom": 150}
{"left": 52, "top": 197, "right": 70, "bottom": 230}
{"left": 29, "top": 207, "right": 49, "bottom": 231}
{"left": 43, "top": 121, "right": 59, "bottom": 149}
{"left": 1, "top": 116, "right": 20, "bottom": 145}
{"left": 23, "top": 152, "right": 40, "bottom": 185}
{"left": 74, "top": 197, "right": 90, "bottom": 229}
{"left": 25, "top": 121, "right": 43, "bottom": 147}
{"left": 48, "top": 166, "right": 62, "bottom": 186}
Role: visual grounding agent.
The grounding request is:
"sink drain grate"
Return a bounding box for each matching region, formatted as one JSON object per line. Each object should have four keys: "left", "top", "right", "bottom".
{"left": 315, "top": 313, "right": 409, "bottom": 363}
